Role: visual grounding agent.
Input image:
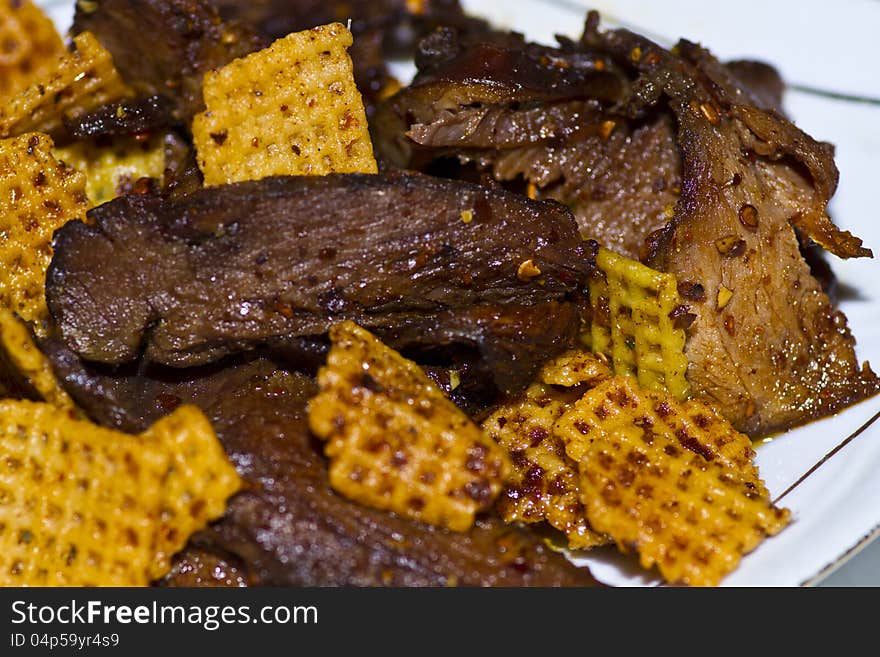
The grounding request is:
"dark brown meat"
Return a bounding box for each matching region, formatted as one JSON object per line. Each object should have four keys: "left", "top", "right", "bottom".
{"left": 72, "top": 0, "right": 265, "bottom": 123}
{"left": 207, "top": 0, "right": 491, "bottom": 118}
{"left": 580, "top": 22, "right": 877, "bottom": 435}
{"left": 62, "top": 95, "right": 174, "bottom": 140}
{"left": 41, "top": 343, "right": 598, "bottom": 586}
{"left": 46, "top": 172, "right": 593, "bottom": 395}
{"left": 162, "top": 548, "right": 251, "bottom": 587}
{"left": 373, "top": 26, "right": 675, "bottom": 259}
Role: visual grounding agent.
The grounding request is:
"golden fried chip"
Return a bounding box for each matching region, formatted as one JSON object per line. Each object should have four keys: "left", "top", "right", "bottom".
{"left": 309, "top": 321, "right": 509, "bottom": 532}
{"left": 555, "top": 376, "right": 789, "bottom": 586}
{"left": 0, "top": 0, "right": 65, "bottom": 102}
{"left": 0, "top": 31, "right": 133, "bottom": 139}
{"left": 538, "top": 349, "right": 611, "bottom": 388}
{"left": 55, "top": 133, "right": 165, "bottom": 207}
{"left": 482, "top": 382, "right": 610, "bottom": 550}
{"left": 587, "top": 247, "right": 690, "bottom": 399}
{"left": 193, "top": 22, "right": 378, "bottom": 186}
{"left": 0, "top": 401, "right": 240, "bottom": 586}
{"left": 142, "top": 406, "right": 243, "bottom": 580}
{"left": 0, "top": 132, "right": 89, "bottom": 328}
{"left": 0, "top": 308, "right": 74, "bottom": 409}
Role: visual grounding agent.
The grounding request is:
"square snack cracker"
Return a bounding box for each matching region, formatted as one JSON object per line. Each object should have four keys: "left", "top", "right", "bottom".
{"left": 0, "top": 401, "right": 241, "bottom": 586}
{"left": 0, "top": 0, "right": 65, "bottom": 102}
{"left": 0, "top": 132, "right": 89, "bottom": 329}
{"left": 588, "top": 247, "right": 691, "bottom": 400}
{"left": 309, "top": 321, "right": 509, "bottom": 532}
{"left": 193, "top": 22, "right": 378, "bottom": 185}
{"left": 0, "top": 31, "right": 133, "bottom": 139}
{"left": 555, "top": 376, "right": 789, "bottom": 586}
{"left": 482, "top": 382, "right": 611, "bottom": 550}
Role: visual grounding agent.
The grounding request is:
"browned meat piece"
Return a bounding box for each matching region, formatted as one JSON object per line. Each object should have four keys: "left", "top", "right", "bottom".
{"left": 580, "top": 21, "right": 877, "bottom": 435}
{"left": 72, "top": 0, "right": 265, "bottom": 123}
{"left": 374, "top": 30, "right": 788, "bottom": 261}
{"left": 46, "top": 172, "right": 593, "bottom": 395}
{"left": 373, "top": 27, "right": 674, "bottom": 259}
{"left": 63, "top": 95, "right": 174, "bottom": 140}
{"left": 41, "top": 344, "right": 598, "bottom": 586}
{"left": 162, "top": 548, "right": 251, "bottom": 587}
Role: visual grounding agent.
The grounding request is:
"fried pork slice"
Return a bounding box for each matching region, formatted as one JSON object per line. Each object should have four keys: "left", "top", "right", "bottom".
{"left": 309, "top": 322, "right": 509, "bottom": 532}
{"left": 46, "top": 172, "right": 593, "bottom": 396}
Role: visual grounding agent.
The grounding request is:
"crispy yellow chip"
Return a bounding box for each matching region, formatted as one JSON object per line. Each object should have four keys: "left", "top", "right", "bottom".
{"left": 555, "top": 376, "right": 789, "bottom": 586}
{"left": 538, "top": 349, "right": 611, "bottom": 388}
{"left": 482, "top": 382, "right": 610, "bottom": 550}
{"left": 0, "top": 132, "right": 89, "bottom": 328}
{"left": 55, "top": 133, "right": 165, "bottom": 207}
{"left": 309, "top": 321, "right": 509, "bottom": 532}
{"left": 193, "top": 22, "right": 378, "bottom": 186}
{"left": 587, "top": 247, "right": 690, "bottom": 399}
{"left": 0, "top": 308, "right": 74, "bottom": 409}
{"left": 0, "top": 401, "right": 240, "bottom": 586}
{"left": 0, "top": 31, "right": 133, "bottom": 139}
{"left": 142, "top": 405, "right": 242, "bottom": 580}
{"left": 0, "top": 0, "right": 65, "bottom": 102}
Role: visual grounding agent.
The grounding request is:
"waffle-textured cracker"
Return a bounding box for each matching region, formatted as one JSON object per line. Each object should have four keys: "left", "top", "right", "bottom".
{"left": 587, "top": 247, "right": 690, "bottom": 399}
{"left": 193, "top": 22, "right": 377, "bottom": 185}
{"left": 0, "top": 132, "right": 88, "bottom": 329}
{"left": 0, "top": 31, "right": 133, "bottom": 139}
{"left": 0, "top": 0, "right": 65, "bottom": 102}
{"left": 483, "top": 382, "right": 610, "bottom": 550}
{"left": 0, "top": 402, "right": 241, "bottom": 586}
{"left": 309, "top": 321, "right": 509, "bottom": 532}
{"left": 555, "top": 376, "right": 789, "bottom": 586}
{"left": 0, "top": 308, "right": 74, "bottom": 409}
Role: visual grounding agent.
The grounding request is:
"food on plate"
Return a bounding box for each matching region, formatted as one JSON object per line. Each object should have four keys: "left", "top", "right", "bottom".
{"left": 587, "top": 246, "right": 690, "bottom": 400}
{"left": 0, "top": 0, "right": 875, "bottom": 586}
{"left": 309, "top": 321, "right": 510, "bottom": 531}
{"left": 375, "top": 12, "right": 878, "bottom": 436}
{"left": 0, "top": 132, "right": 88, "bottom": 329}
{"left": 0, "top": 401, "right": 240, "bottom": 586}
{"left": 193, "top": 22, "right": 377, "bottom": 184}
{"left": 556, "top": 376, "right": 790, "bottom": 586}
{"left": 0, "top": 0, "right": 66, "bottom": 102}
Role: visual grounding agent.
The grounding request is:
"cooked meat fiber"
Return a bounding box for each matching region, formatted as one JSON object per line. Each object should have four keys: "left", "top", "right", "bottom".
{"left": 72, "top": 0, "right": 265, "bottom": 123}
{"left": 373, "top": 27, "right": 676, "bottom": 260}
{"left": 47, "top": 172, "right": 593, "bottom": 394}
{"left": 581, "top": 20, "right": 877, "bottom": 435}
{"left": 38, "top": 344, "right": 598, "bottom": 586}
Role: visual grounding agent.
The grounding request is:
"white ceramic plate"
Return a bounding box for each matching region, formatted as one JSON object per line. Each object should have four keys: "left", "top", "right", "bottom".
{"left": 38, "top": 0, "right": 880, "bottom": 586}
